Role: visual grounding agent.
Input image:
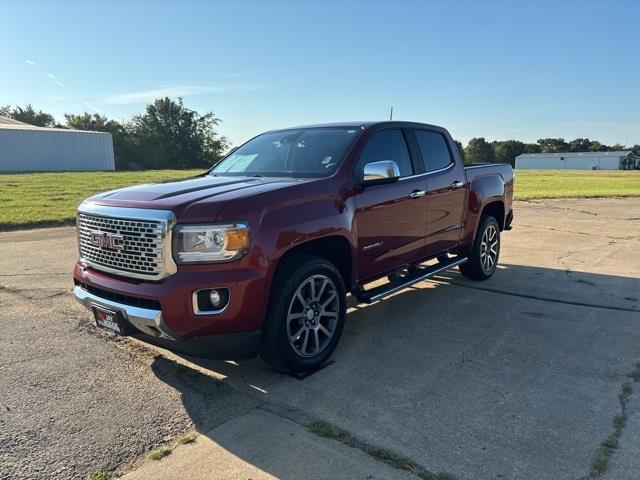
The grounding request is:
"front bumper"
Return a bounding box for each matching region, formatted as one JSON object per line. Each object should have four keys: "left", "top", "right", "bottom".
{"left": 73, "top": 285, "right": 176, "bottom": 339}
{"left": 73, "top": 284, "right": 261, "bottom": 359}
{"left": 73, "top": 254, "right": 272, "bottom": 359}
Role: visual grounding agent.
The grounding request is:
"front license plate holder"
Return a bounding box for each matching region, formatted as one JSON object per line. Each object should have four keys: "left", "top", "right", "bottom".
{"left": 92, "top": 305, "right": 123, "bottom": 335}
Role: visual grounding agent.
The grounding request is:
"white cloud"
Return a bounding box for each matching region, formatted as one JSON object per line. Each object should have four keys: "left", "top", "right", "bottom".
{"left": 47, "top": 73, "right": 66, "bottom": 88}
{"left": 104, "top": 84, "right": 264, "bottom": 104}
{"left": 24, "top": 59, "right": 36, "bottom": 66}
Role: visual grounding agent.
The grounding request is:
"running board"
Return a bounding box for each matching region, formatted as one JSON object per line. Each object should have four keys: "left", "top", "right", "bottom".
{"left": 354, "top": 256, "right": 468, "bottom": 304}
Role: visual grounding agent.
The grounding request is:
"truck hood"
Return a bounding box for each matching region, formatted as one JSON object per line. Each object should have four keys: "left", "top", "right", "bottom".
{"left": 85, "top": 174, "right": 313, "bottom": 222}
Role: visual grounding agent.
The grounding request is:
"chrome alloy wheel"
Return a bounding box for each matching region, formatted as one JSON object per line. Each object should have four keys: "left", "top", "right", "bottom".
{"left": 286, "top": 274, "right": 339, "bottom": 358}
{"left": 480, "top": 224, "right": 499, "bottom": 274}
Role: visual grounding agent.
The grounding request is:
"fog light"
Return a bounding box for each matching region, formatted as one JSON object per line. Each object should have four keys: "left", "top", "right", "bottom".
{"left": 209, "top": 290, "right": 222, "bottom": 307}
{"left": 193, "top": 288, "right": 230, "bottom": 314}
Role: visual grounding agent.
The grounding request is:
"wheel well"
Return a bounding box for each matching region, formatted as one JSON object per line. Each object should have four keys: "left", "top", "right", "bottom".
{"left": 276, "top": 236, "right": 352, "bottom": 288}
{"left": 481, "top": 201, "right": 505, "bottom": 230}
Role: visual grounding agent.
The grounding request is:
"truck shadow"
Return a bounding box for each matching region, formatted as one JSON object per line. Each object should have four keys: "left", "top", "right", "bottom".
{"left": 148, "top": 263, "right": 640, "bottom": 479}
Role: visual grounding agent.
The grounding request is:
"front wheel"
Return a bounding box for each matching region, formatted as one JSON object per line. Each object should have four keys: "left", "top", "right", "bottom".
{"left": 259, "top": 255, "right": 346, "bottom": 373}
{"left": 459, "top": 215, "right": 501, "bottom": 280}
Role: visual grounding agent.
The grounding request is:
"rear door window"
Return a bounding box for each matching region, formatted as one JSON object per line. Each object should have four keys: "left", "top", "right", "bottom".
{"left": 414, "top": 130, "right": 453, "bottom": 172}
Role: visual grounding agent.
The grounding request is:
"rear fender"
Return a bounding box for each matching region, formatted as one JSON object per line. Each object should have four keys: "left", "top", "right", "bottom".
{"left": 462, "top": 175, "right": 505, "bottom": 245}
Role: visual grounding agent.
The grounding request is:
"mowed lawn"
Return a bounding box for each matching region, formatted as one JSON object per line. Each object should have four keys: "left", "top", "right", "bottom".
{"left": 515, "top": 170, "right": 640, "bottom": 200}
{"left": 0, "top": 169, "right": 639, "bottom": 229}
{"left": 0, "top": 170, "right": 201, "bottom": 229}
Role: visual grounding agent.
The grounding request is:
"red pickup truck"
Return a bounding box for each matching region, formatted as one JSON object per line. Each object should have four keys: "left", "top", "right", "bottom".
{"left": 73, "top": 121, "right": 513, "bottom": 372}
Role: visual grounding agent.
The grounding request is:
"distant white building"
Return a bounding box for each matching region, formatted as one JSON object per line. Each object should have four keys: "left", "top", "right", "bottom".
{"left": 0, "top": 116, "right": 115, "bottom": 172}
{"left": 515, "top": 151, "right": 639, "bottom": 170}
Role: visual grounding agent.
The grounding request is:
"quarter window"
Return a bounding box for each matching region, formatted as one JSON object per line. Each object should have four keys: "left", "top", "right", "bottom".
{"left": 414, "top": 130, "right": 453, "bottom": 172}
{"left": 360, "top": 130, "right": 413, "bottom": 177}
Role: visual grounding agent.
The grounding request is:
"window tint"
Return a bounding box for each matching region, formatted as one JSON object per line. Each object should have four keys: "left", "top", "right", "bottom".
{"left": 414, "top": 130, "right": 453, "bottom": 172}
{"left": 360, "top": 130, "right": 413, "bottom": 177}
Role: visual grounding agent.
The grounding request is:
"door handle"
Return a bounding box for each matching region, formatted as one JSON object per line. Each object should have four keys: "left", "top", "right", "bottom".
{"left": 409, "top": 190, "right": 426, "bottom": 198}
{"left": 451, "top": 181, "right": 465, "bottom": 190}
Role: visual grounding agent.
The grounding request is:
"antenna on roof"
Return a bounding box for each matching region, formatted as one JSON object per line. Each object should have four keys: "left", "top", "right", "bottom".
{"left": 389, "top": 106, "right": 393, "bottom": 121}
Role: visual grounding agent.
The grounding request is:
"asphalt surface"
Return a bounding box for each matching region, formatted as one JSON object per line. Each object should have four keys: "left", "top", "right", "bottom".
{"left": 0, "top": 198, "right": 639, "bottom": 480}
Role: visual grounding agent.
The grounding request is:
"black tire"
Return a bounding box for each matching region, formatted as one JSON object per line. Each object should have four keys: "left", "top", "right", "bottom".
{"left": 259, "top": 254, "right": 347, "bottom": 373}
{"left": 459, "top": 215, "right": 501, "bottom": 280}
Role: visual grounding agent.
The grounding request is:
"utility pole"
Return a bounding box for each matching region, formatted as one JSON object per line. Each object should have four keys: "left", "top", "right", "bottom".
{"left": 389, "top": 106, "right": 393, "bottom": 121}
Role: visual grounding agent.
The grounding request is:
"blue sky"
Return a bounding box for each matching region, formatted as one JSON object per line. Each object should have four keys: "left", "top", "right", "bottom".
{"left": 2, "top": 0, "right": 639, "bottom": 146}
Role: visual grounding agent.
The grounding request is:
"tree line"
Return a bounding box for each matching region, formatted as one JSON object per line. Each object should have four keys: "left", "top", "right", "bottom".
{"left": 0, "top": 99, "right": 228, "bottom": 170}
{"left": 457, "top": 137, "right": 640, "bottom": 167}
{"left": 2, "top": 101, "right": 639, "bottom": 169}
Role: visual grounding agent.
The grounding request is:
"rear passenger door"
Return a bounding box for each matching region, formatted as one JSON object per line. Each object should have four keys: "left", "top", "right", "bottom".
{"left": 412, "top": 129, "right": 466, "bottom": 256}
{"left": 353, "top": 129, "right": 428, "bottom": 281}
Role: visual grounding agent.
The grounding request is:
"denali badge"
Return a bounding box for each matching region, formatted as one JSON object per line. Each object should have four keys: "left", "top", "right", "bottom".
{"left": 363, "top": 241, "right": 384, "bottom": 252}
{"left": 89, "top": 231, "right": 125, "bottom": 250}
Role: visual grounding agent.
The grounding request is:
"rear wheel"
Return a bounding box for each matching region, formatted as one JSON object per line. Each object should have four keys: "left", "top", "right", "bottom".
{"left": 259, "top": 255, "right": 346, "bottom": 372}
{"left": 459, "top": 215, "right": 500, "bottom": 280}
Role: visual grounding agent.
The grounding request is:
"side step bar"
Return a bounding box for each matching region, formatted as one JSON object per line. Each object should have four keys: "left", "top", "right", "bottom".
{"left": 354, "top": 256, "right": 468, "bottom": 304}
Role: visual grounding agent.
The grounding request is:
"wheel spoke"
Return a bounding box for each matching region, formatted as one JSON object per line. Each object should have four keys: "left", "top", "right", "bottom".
{"left": 318, "top": 324, "right": 331, "bottom": 337}
{"left": 316, "top": 278, "right": 328, "bottom": 301}
{"left": 309, "top": 278, "right": 316, "bottom": 302}
{"left": 313, "top": 329, "right": 320, "bottom": 353}
{"left": 296, "top": 290, "right": 307, "bottom": 308}
{"left": 301, "top": 329, "right": 309, "bottom": 354}
{"left": 290, "top": 325, "right": 305, "bottom": 341}
{"left": 321, "top": 292, "right": 336, "bottom": 308}
{"left": 320, "top": 310, "right": 338, "bottom": 319}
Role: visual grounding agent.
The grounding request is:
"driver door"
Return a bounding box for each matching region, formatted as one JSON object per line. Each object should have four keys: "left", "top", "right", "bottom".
{"left": 353, "top": 129, "right": 428, "bottom": 281}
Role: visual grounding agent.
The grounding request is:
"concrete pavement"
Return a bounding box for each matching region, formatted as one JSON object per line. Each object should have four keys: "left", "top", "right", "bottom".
{"left": 1, "top": 198, "right": 639, "bottom": 480}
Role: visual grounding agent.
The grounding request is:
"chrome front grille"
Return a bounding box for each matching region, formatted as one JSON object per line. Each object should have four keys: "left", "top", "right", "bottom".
{"left": 77, "top": 203, "right": 177, "bottom": 280}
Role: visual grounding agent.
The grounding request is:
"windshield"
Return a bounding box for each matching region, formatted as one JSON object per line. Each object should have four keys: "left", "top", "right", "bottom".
{"left": 211, "top": 127, "right": 361, "bottom": 178}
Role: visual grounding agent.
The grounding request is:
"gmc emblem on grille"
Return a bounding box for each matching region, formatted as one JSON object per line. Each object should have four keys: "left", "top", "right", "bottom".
{"left": 89, "top": 231, "right": 125, "bottom": 250}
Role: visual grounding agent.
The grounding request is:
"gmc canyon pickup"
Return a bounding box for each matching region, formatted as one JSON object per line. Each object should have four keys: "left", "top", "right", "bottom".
{"left": 73, "top": 121, "right": 513, "bottom": 372}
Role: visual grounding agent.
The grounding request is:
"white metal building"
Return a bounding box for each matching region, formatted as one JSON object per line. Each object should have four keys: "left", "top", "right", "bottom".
{"left": 0, "top": 116, "right": 115, "bottom": 172}
{"left": 515, "top": 151, "right": 639, "bottom": 170}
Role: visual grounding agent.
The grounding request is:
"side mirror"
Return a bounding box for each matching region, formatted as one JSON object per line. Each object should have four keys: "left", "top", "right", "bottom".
{"left": 362, "top": 160, "right": 401, "bottom": 185}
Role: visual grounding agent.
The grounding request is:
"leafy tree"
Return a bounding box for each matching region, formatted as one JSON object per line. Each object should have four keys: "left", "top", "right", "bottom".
{"left": 610, "top": 143, "right": 626, "bottom": 151}
{"left": 0, "top": 104, "right": 56, "bottom": 127}
{"left": 569, "top": 138, "right": 592, "bottom": 152}
{"left": 631, "top": 145, "right": 640, "bottom": 156}
{"left": 127, "top": 97, "right": 228, "bottom": 169}
{"left": 64, "top": 112, "right": 132, "bottom": 169}
{"left": 537, "top": 138, "right": 569, "bottom": 153}
{"left": 524, "top": 143, "right": 541, "bottom": 153}
{"left": 464, "top": 137, "right": 495, "bottom": 164}
{"left": 64, "top": 112, "right": 122, "bottom": 133}
{"left": 492, "top": 140, "right": 526, "bottom": 167}
{"left": 588, "top": 140, "right": 608, "bottom": 152}
{"left": 453, "top": 140, "right": 465, "bottom": 161}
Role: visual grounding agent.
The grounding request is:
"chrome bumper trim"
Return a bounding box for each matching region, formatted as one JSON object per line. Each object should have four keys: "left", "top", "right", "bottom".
{"left": 73, "top": 285, "right": 178, "bottom": 340}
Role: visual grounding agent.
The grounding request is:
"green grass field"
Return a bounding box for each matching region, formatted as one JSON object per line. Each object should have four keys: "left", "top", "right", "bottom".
{"left": 0, "top": 170, "right": 201, "bottom": 229}
{"left": 0, "top": 169, "right": 639, "bottom": 230}
{"left": 514, "top": 170, "right": 640, "bottom": 201}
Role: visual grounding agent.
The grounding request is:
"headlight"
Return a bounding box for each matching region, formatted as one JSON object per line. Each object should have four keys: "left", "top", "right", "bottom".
{"left": 173, "top": 222, "right": 250, "bottom": 264}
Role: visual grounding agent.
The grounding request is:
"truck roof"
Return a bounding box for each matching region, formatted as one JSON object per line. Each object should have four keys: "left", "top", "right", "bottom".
{"left": 269, "top": 121, "right": 447, "bottom": 132}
